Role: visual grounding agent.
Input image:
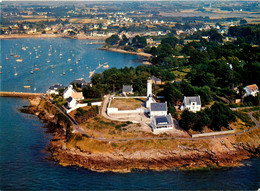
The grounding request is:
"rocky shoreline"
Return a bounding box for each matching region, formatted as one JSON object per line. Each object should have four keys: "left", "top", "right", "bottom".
{"left": 23, "top": 97, "right": 260, "bottom": 173}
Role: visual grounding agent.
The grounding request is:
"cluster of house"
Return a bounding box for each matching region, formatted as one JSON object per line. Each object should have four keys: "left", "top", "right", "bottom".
{"left": 122, "top": 77, "right": 202, "bottom": 132}
{"left": 47, "top": 78, "right": 87, "bottom": 110}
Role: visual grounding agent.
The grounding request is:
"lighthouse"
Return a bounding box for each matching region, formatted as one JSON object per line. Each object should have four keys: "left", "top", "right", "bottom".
{"left": 147, "top": 79, "right": 152, "bottom": 97}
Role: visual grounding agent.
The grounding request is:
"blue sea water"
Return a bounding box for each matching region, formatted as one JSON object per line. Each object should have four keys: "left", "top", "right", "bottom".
{"left": 1, "top": 38, "right": 140, "bottom": 92}
{"left": 0, "top": 39, "right": 259, "bottom": 190}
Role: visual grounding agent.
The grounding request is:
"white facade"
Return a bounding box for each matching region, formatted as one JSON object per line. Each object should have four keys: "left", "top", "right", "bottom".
{"left": 146, "top": 96, "right": 155, "bottom": 108}
{"left": 150, "top": 103, "right": 167, "bottom": 117}
{"left": 150, "top": 110, "right": 167, "bottom": 117}
{"left": 67, "top": 97, "right": 77, "bottom": 109}
{"left": 244, "top": 84, "right": 259, "bottom": 97}
{"left": 63, "top": 85, "right": 76, "bottom": 99}
{"left": 147, "top": 79, "right": 152, "bottom": 97}
{"left": 47, "top": 89, "right": 59, "bottom": 95}
{"left": 181, "top": 96, "right": 201, "bottom": 113}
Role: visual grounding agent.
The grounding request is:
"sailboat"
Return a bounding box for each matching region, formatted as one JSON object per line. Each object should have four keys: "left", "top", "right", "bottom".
{"left": 10, "top": 49, "right": 14, "bottom": 56}
{"left": 14, "top": 67, "right": 18, "bottom": 76}
{"left": 16, "top": 58, "right": 23, "bottom": 62}
{"left": 5, "top": 54, "right": 8, "bottom": 60}
{"left": 14, "top": 51, "right": 20, "bottom": 58}
{"left": 30, "top": 66, "right": 34, "bottom": 74}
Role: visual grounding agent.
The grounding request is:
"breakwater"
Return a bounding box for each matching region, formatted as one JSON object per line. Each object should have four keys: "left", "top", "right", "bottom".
{"left": 0, "top": 91, "right": 42, "bottom": 98}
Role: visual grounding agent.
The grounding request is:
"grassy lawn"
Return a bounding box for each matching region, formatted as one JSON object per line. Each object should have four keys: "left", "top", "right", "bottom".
{"left": 110, "top": 98, "right": 145, "bottom": 110}
{"left": 79, "top": 115, "right": 153, "bottom": 139}
{"left": 69, "top": 106, "right": 91, "bottom": 120}
{"left": 232, "top": 111, "right": 256, "bottom": 131}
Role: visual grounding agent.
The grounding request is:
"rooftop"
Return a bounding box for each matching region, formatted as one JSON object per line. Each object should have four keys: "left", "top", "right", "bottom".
{"left": 154, "top": 115, "right": 173, "bottom": 126}
{"left": 245, "top": 84, "right": 259, "bottom": 93}
{"left": 123, "top": 85, "right": 133, "bottom": 93}
{"left": 150, "top": 102, "right": 167, "bottom": 112}
{"left": 70, "top": 78, "right": 87, "bottom": 85}
{"left": 184, "top": 96, "right": 201, "bottom": 105}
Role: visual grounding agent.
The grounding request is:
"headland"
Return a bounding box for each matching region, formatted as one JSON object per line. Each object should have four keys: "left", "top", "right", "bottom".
{"left": 18, "top": 95, "right": 260, "bottom": 173}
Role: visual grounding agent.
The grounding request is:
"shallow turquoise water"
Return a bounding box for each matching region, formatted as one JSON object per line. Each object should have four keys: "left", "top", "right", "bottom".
{"left": 0, "top": 39, "right": 259, "bottom": 190}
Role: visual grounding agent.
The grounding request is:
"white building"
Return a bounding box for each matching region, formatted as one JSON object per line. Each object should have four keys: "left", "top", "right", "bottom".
{"left": 244, "top": 84, "right": 259, "bottom": 97}
{"left": 181, "top": 96, "right": 201, "bottom": 113}
{"left": 66, "top": 96, "right": 77, "bottom": 109}
{"left": 146, "top": 79, "right": 156, "bottom": 108}
{"left": 63, "top": 85, "right": 76, "bottom": 99}
{"left": 150, "top": 102, "right": 167, "bottom": 117}
{"left": 122, "top": 85, "right": 133, "bottom": 95}
{"left": 47, "top": 84, "right": 64, "bottom": 95}
{"left": 151, "top": 115, "right": 174, "bottom": 132}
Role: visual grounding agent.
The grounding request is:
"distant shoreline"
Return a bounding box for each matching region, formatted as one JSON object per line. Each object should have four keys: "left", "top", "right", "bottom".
{"left": 1, "top": 34, "right": 152, "bottom": 65}
{"left": 0, "top": 34, "right": 107, "bottom": 41}
{"left": 99, "top": 47, "right": 153, "bottom": 65}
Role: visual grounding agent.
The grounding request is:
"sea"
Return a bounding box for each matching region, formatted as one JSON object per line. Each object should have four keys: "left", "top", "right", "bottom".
{"left": 0, "top": 38, "right": 259, "bottom": 190}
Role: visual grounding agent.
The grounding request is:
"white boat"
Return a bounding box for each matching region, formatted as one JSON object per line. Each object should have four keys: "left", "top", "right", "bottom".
{"left": 68, "top": 59, "right": 71, "bottom": 62}
{"left": 103, "top": 64, "right": 109, "bottom": 68}
{"left": 47, "top": 60, "right": 50, "bottom": 63}
{"left": 48, "top": 52, "right": 51, "bottom": 56}
{"left": 22, "top": 46, "right": 26, "bottom": 51}
{"left": 16, "top": 59, "right": 23, "bottom": 62}
{"left": 5, "top": 54, "right": 8, "bottom": 60}
{"left": 30, "top": 66, "right": 34, "bottom": 74}
{"left": 10, "top": 49, "right": 14, "bottom": 56}
{"left": 60, "top": 53, "right": 62, "bottom": 56}
{"left": 69, "top": 69, "right": 73, "bottom": 71}
{"left": 14, "top": 67, "right": 18, "bottom": 76}
{"left": 24, "top": 86, "right": 31, "bottom": 89}
{"left": 50, "top": 65, "right": 54, "bottom": 69}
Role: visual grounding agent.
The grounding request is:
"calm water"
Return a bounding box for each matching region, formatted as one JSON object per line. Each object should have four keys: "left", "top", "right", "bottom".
{"left": 1, "top": 38, "right": 140, "bottom": 92}
{"left": 0, "top": 39, "right": 259, "bottom": 190}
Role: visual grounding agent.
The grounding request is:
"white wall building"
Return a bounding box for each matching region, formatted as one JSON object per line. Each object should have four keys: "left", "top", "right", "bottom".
{"left": 181, "top": 96, "right": 201, "bottom": 113}
{"left": 244, "top": 84, "right": 259, "bottom": 97}
{"left": 63, "top": 85, "right": 76, "bottom": 99}
{"left": 66, "top": 96, "right": 77, "bottom": 109}
{"left": 151, "top": 115, "right": 174, "bottom": 133}
{"left": 150, "top": 102, "right": 167, "bottom": 117}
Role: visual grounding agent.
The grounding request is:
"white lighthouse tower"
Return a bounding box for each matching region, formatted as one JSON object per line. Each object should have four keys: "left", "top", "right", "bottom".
{"left": 146, "top": 78, "right": 155, "bottom": 108}
{"left": 147, "top": 79, "right": 152, "bottom": 97}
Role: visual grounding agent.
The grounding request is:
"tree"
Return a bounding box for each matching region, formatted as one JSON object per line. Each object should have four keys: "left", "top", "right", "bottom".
{"left": 105, "top": 34, "right": 120, "bottom": 45}
{"left": 179, "top": 109, "right": 197, "bottom": 131}
{"left": 161, "top": 36, "right": 178, "bottom": 48}
{"left": 210, "top": 102, "right": 235, "bottom": 130}
{"left": 82, "top": 85, "right": 102, "bottom": 98}
{"left": 163, "top": 83, "right": 183, "bottom": 105}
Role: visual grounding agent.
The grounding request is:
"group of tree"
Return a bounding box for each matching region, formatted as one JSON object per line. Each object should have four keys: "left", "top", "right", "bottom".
{"left": 74, "top": 107, "right": 98, "bottom": 124}
{"left": 179, "top": 102, "right": 235, "bottom": 132}
{"left": 87, "top": 65, "right": 175, "bottom": 97}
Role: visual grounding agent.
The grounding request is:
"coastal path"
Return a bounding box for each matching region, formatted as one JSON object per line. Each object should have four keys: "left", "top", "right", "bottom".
{"left": 41, "top": 95, "right": 89, "bottom": 136}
